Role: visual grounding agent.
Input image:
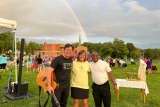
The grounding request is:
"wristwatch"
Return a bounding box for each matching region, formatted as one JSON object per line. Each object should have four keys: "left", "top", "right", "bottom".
{"left": 114, "top": 83, "right": 117, "bottom": 85}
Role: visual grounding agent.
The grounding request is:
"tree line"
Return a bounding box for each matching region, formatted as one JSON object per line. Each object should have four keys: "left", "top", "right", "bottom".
{"left": 0, "top": 32, "right": 160, "bottom": 59}
{"left": 0, "top": 32, "right": 41, "bottom": 56}
{"left": 73, "top": 38, "right": 160, "bottom": 59}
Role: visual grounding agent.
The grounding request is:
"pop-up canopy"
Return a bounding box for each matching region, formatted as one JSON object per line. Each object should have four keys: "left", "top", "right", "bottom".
{"left": 0, "top": 18, "right": 17, "bottom": 34}
{"left": 0, "top": 18, "right": 18, "bottom": 82}
{"left": 1, "top": 18, "right": 32, "bottom": 100}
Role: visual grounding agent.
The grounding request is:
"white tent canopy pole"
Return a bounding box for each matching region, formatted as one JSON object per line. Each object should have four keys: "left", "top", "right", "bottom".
{"left": 0, "top": 18, "right": 17, "bottom": 82}
{"left": 14, "top": 30, "right": 17, "bottom": 82}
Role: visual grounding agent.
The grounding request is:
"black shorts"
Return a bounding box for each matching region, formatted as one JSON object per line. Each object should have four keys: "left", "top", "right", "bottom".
{"left": 112, "top": 63, "right": 115, "bottom": 67}
{"left": 1, "top": 64, "right": 6, "bottom": 69}
{"left": 71, "top": 87, "right": 89, "bottom": 99}
{"left": 122, "top": 63, "right": 127, "bottom": 68}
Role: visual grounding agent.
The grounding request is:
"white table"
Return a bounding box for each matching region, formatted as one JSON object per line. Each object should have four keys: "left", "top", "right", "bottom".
{"left": 116, "top": 79, "right": 149, "bottom": 103}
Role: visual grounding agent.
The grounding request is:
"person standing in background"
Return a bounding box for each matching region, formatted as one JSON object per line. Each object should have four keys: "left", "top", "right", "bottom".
{"left": 48, "top": 57, "right": 52, "bottom": 66}
{"left": 112, "top": 58, "right": 116, "bottom": 68}
{"left": 109, "top": 57, "right": 113, "bottom": 68}
{"left": 146, "top": 58, "right": 152, "bottom": 75}
{"left": 43, "top": 56, "right": 49, "bottom": 68}
{"left": 32, "top": 55, "right": 38, "bottom": 72}
{"left": 37, "top": 55, "right": 43, "bottom": 72}
{"left": 143, "top": 57, "right": 147, "bottom": 63}
{"left": 26, "top": 54, "right": 33, "bottom": 73}
{"left": 0, "top": 54, "right": 8, "bottom": 72}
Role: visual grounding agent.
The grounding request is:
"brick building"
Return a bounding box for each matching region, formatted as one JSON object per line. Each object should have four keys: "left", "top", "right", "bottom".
{"left": 34, "top": 42, "right": 88, "bottom": 58}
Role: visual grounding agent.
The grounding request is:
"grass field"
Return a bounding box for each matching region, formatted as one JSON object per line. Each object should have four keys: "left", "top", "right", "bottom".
{"left": 0, "top": 60, "right": 160, "bottom": 107}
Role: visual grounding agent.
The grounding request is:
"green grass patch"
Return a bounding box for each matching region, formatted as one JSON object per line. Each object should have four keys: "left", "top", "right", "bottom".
{"left": 0, "top": 61, "right": 160, "bottom": 107}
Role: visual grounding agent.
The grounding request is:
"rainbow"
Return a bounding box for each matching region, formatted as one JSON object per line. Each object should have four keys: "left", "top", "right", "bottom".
{"left": 63, "top": 0, "right": 88, "bottom": 42}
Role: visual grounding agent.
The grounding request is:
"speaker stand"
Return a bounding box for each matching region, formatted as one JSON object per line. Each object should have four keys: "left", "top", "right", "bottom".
{"left": 5, "top": 93, "right": 32, "bottom": 100}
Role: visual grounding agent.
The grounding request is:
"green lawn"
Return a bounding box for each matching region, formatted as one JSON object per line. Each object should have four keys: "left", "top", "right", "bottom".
{"left": 0, "top": 61, "right": 160, "bottom": 107}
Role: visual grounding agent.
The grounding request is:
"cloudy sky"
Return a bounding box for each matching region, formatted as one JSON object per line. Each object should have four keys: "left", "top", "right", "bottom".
{"left": 0, "top": 0, "right": 160, "bottom": 49}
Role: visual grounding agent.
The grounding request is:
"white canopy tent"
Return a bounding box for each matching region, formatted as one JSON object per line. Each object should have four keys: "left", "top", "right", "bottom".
{"left": 0, "top": 18, "right": 18, "bottom": 82}
{"left": 0, "top": 18, "right": 17, "bottom": 33}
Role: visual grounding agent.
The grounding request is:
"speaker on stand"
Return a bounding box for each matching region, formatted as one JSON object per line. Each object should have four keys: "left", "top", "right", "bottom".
{"left": 5, "top": 38, "right": 32, "bottom": 100}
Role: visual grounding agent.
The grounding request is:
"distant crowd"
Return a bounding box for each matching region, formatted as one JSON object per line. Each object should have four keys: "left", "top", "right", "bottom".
{"left": 0, "top": 52, "right": 153, "bottom": 75}
{"left": 0, "top": 54, "right": 55, "bottom": 73}
{"left": 17, "top": 54, "right": 54, "bottom": 73}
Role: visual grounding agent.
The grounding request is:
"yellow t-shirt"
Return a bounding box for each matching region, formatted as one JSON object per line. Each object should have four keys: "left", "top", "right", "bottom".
{"left": 71, "top": 61, "right": 90, "bottom": 89}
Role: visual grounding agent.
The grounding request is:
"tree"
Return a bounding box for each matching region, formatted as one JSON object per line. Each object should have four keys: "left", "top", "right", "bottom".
{"left": 126, "top": 43, "right": 141, "bottom": 58}
{"left": 17, "top": 39, "right": 41, "bottom": 55}
{"left": 130, "top": 49, "right": 141, "bottom": 59}
{"left": 152, "top": 49, "right": 160, "bottom": 59}
{"left": 0, "top": 32, "right": 14, "bottom": 54}
{"left": 127, "top": 43, "right": 136, "bottom": 58}
{"left": 26, "top": 41, "right": 41, "bottom": 54}
{"left": 112, "top": 38, "right": 129, "bottom": 58}
{"left": 0, "top": 41, "right": 5, "bottom": 53}
{"left": 16, "top": 39, "right": 21, "bottom": 51}
{"left": 83, "top": 42, "right": 95, "bottom": 53}
{"left": 99, "top": 42, "right": 113, "bottom": 58}
{"left": 72, "top": 42, "right": 79, "bottom": 47}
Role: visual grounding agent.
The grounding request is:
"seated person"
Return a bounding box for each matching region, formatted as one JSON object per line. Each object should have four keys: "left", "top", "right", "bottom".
{"left": 130, "top": 58, "right": 136, "bottom": 65}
